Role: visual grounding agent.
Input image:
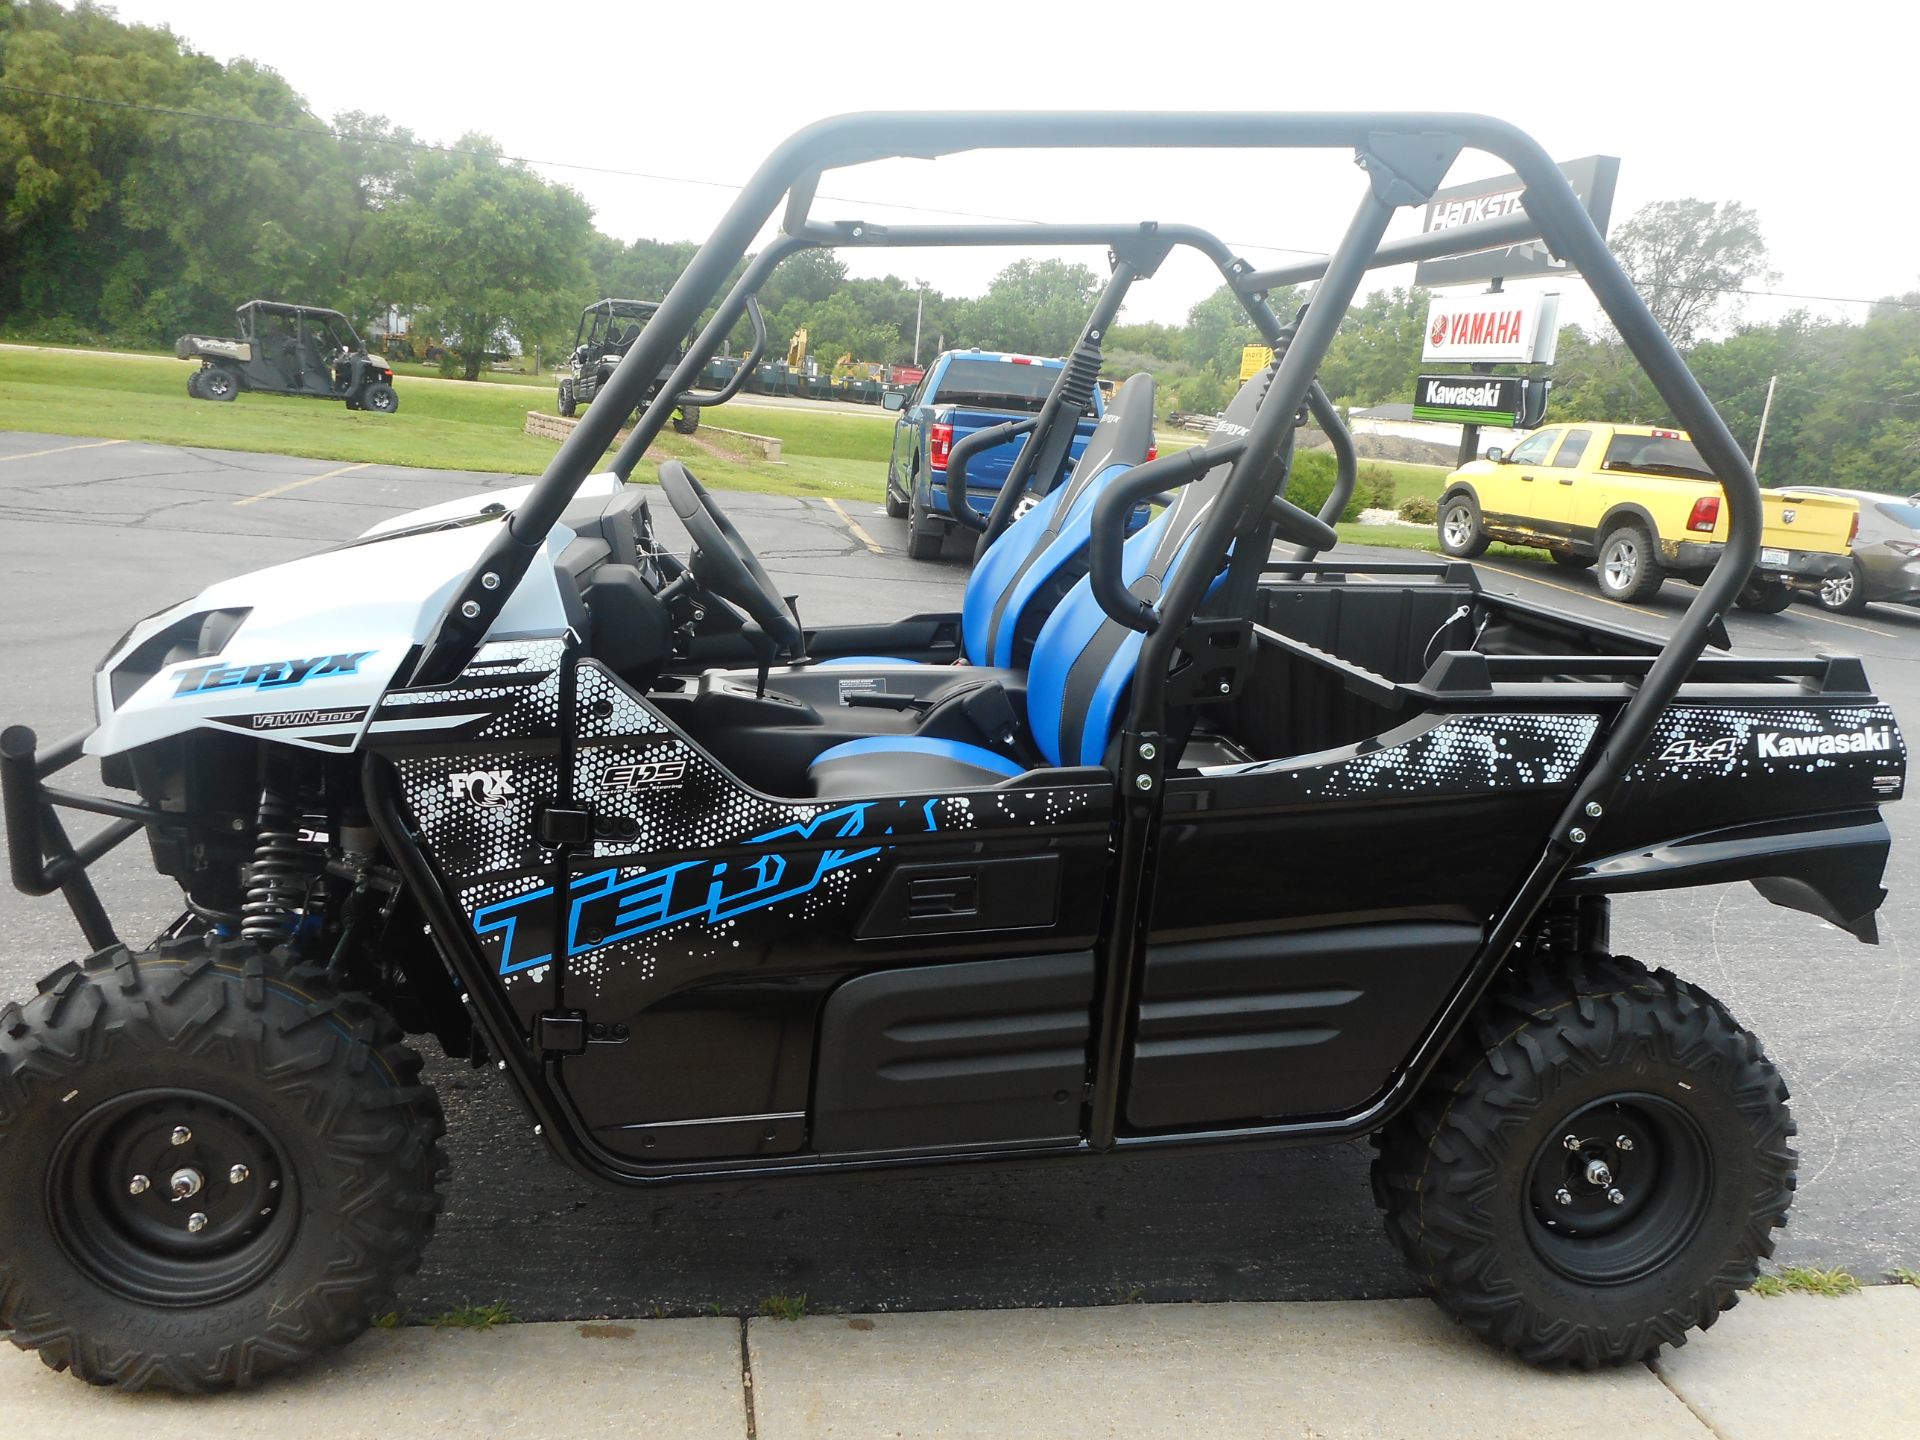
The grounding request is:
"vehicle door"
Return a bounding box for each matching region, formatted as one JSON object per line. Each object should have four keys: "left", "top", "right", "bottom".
{"left": 1533, "top": 426, "right": 1593, "bottom": 539}
{"left": 1128, "top": 642, "right": 1604, "bottom": 1135}
{"left": 252, "top": 311, "right": 300, "bottom": 390}
{"left": 541, "top": 657, "right": 1115, "bottom": 1164}
{"left": 1479, "top": 427, "right": 1563, "bottom": 542}
{"left": 890, "top": 361, "right": 938, "bottom": 492}
{"left": 293, "top": 315, "right": 332, "bottom": 394}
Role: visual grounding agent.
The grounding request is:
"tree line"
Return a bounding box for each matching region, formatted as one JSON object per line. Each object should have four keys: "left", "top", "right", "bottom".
{"left": 3, "top": 2, "right": 1914, "bottom": 491}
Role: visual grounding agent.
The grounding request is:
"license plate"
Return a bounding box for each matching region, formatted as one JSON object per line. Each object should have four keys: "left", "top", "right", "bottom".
{"left": 1760, "top": 547, "right": 1789, "bottom": 567}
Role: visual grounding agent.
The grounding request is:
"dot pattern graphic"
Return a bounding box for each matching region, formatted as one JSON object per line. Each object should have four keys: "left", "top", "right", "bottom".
{"left": 1625, "top": 703, "right": 1905, "bottom": 786}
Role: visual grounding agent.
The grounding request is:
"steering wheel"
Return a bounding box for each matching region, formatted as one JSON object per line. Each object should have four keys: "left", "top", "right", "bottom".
{"left": 656, "top": 460, "right": 804, "bottom": 658}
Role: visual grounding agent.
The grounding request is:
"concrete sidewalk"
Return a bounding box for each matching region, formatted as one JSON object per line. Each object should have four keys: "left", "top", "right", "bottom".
{"left": 2, "top": 1290, "right": 1913, "bottom": 1439}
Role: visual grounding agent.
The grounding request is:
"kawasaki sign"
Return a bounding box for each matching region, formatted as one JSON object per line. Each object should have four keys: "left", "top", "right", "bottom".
{"left": 1412, "top": 374, "right": 1524, "bottom": 426}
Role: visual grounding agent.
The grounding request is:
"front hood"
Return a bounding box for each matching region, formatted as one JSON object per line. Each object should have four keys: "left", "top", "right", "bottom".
{"left": 87, "top": 477, "right": 617, "bottom": 756}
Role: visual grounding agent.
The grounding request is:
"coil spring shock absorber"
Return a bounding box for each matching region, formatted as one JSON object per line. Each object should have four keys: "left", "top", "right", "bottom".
{"left": 240, "top": 786, "right": 310, "bottom": 943}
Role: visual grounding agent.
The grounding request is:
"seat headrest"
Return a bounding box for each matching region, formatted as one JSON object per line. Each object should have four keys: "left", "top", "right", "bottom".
{"left": 1073, "top": 372, "right": 1156, "bottom": 478}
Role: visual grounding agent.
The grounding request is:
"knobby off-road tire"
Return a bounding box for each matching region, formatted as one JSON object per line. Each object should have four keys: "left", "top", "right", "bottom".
{"left": 671, "top": 405, "right": 700, "bottom": 435}
{"left": 1372, "top": 953, "right": 1794, "bottom": 1368}
{"left": 0, "top": 939, "right": 447, "bottom": 1391}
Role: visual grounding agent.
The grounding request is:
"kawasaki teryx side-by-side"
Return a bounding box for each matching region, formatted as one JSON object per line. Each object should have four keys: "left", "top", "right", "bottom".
{"left": 176, "top": 301, "right": 399, "bottom": 412}
{"left": 1, "top": 114, "right": 1904, "bottom": 1392}
{"left": 558, "top": 297, "right": 703, "bottom": 434}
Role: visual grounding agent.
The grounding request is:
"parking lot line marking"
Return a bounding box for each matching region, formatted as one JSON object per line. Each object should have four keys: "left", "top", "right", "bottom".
{"left": 0, "top": 438, "right": 125, "bottom": 464}
{"left": 824, "top": 497, "right": 886, "bottom": 555}
{"left": 234, "top": 461, "right": 371, "bottom": 507}
{"left": 1792, "top": 608, "right": 1894, "bottom": 639}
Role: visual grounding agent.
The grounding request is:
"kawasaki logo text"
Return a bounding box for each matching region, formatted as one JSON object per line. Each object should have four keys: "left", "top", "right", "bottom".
{"left": 1756, "top": 726, "right": 1895, "bottom": 759}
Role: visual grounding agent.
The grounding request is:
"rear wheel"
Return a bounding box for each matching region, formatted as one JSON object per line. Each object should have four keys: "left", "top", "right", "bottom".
{"left": 0, "top": 940, "right": 446, "bottom": 1391}
{"left": 202, "top": 367, "right": 239, "bottom": 403}
{"left": 361, "top": 382, "right": 398, "bottom": 414}
{"left": 671, "top": 405, "right": 700, "bottom": 436}
{"left": 186, "top": 369, "right": 207, "bottom": 400}
{"left": 1735, "top": 577, "right": 1794, "bottom": 614}
{"left": 1373, "top": 953, "right": 1794, "bottom": 1368}
{"left": 1596, "top": 520, "right": 1665, "bottom": 602}
{"left": 1437, "top": 491, "right": 1490, "bottom": 559}
{"left": 906, "top": 484, "right": 944, "bottom": 561}
{"left": 1814, "top": 563, "right": 1868, "bottom": 615}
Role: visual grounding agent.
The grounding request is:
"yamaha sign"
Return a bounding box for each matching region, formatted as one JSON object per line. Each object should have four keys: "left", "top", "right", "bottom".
{"left": 1421, "top": 291, "right": 1561, "bottom": 365}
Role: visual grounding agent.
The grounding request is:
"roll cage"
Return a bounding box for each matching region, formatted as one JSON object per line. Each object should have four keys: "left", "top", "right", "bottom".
{"left": 236, "top": 300, "right": 364, "bottom": 355}
{"left": 397, "top": 113, "right": 1769, "bottom": 1160}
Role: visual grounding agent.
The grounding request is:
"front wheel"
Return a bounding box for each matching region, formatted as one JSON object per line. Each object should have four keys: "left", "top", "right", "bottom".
{"left": 1437, "top": 491, "right": 1490, "bottom": 559}
{"left": 1373, "top": 953, "right": 1794, "bottom": 1368}
{"left": 1814, "top": 563, "right": 1868, "bottom": 615}
{"left": 1735, "top": 577, "right": 1794, "bottom": 614}
{"left": 556, "top": 379, "right": 577, "bottom": 417}
{"left": 1596, "top": 520, "right": 1665, "bottom": 602}
{"left": 0, "top": 940, "right": 446, "bottom": 1391}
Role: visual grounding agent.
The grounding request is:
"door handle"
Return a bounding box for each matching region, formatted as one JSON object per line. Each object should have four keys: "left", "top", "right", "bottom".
{"left": 1558, "top": 478, "right": 1574, "bottom": 486}
{"left": 1520, "top": 474, "right": 1535, "bottom": 482}
{"left": 907, "top": 874, "right": 978, "bottom": 918}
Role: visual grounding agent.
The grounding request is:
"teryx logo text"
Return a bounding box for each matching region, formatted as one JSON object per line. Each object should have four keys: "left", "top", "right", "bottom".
{"left": 173, "top": 651, "right": 373, "bottom": 698}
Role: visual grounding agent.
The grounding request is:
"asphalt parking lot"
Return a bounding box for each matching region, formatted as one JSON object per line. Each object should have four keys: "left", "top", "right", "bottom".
{"left": 0, "top": 431, "right": 1914, "bottom": 1320}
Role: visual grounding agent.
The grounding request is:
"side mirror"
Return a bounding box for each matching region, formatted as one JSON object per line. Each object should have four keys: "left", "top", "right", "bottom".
{"left": 1484, "top": 446, "right": 1506, "bottom": 463}
{"left": 881, "top": 390, "right": 907, "bottom": 412}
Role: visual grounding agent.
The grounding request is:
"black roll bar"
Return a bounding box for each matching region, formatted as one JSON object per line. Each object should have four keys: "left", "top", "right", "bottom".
{"left": 669, "top": 295, "right": 768, "bottom": 412}
{"left": 944, "top": 418, "right": 1038, "bottom": 533}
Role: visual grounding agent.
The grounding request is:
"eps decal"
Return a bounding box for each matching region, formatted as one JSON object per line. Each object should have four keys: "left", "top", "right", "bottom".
{"left": 601, "top": 759, "right": 687, "bottom": 792}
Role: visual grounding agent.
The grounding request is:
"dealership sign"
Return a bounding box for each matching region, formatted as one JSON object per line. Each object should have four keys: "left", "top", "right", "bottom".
{"left": 1413, "top": 155, "right": 1620, "bottom": 288}
{"left": 1412, "top": 375, "right": 1525, "bottom": 426}
{"left": 1421, "top": 291, "right": 1560, "bottom": 365}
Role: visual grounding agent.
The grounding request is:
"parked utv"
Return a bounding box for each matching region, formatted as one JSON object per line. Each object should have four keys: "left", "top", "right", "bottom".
{"left": 2, "top": 114, "right": 1903, "bottom": 1393}
{"left": 177, "top": 301, "right": 398, "bottom": 412}
{"left": 558, "top": 298, "right": 700, "bottom": 434}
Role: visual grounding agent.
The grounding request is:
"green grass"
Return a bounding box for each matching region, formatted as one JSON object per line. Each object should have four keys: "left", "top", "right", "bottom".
{"left": 758, "top": 1293, "right": 809, "bottom": 1322}
{"left": 1892, "top": 1267, "right": 1920, "bottom": 1288}
{"left": 370, "top": 1310, "right": 408, "bottom": 1329}
{"left": 0, "top": 346, "right": 891, "bottom": 501}
{"left": 1752, "top": 1265, "right": 1862, "bottom": 1298}
{"left": 428, "top": 1301, "right": 515, "bottom": 1329}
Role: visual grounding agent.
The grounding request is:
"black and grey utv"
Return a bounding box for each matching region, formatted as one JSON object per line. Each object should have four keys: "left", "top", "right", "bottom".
{"left": 558, "top": 297, "right": 700, "bottom": 434}
{"left": 176, "top": 301, "right": 398, "bottom": 412}
{"left": 1, "top": 113, "right": 1904, "bottom": 1395}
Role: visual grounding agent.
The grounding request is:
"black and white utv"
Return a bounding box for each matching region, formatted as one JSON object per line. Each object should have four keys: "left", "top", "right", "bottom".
{"left": 558, "top": 297, "right": 700, "bottom": 434}
{"left": 176, "top": 300, "right": 398, "bottom": 412}
{"left": 1, "top": 113, "right": 1902, "bottom": 1392}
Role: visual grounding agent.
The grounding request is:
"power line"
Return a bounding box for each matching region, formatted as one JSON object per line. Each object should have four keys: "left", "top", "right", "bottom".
{"left": 0, "top": 82, "right": 1325, "bottom": 258}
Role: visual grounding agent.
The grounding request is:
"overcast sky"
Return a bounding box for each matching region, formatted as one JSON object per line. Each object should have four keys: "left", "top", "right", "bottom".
{"left": 103, "top": 0, "right": 1920, "bottom": 332}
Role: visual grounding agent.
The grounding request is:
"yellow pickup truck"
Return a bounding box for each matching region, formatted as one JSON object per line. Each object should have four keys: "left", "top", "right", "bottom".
{"left": 1436, "top": 423, "right": 1858, "bottom": 610}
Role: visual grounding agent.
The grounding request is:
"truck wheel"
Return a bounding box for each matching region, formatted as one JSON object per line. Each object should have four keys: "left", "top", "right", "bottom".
{"left": 556, "top": 380, "right": 576, "bottom": 417}
{"left": 1814, "top": 563, "right": 1868, "bottom": 615}
{"left": 907, "top": 486, "right": 944, "bottom": 561}
{"left": 0, "top": 940, "right": 447, "bottom": 1392}
{"left": 202, "top": 367, "right": 239, "bottom": 403}
{"left": 671, "top": 406, "right": 700, "bottom": 436}
{"left": 1550, "top": 549, "right": 1595, "bottom": 571}
{"left": 1437, "top": 491, "right": 1490, "bottom": 559}
{"left": 1596, "top": 521, "right": 1665, "bottom": 602}
{"left": 362, "top": 382, "right": 398, "bottom": 414}
{"left": 1734, "top": 578, "right": 1794, "bottom": 614}
{"left": 1372, "top": 952, "right": 1794, "bottom": 1368}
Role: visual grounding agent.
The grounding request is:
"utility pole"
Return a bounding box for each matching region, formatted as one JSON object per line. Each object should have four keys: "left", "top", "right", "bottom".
{"left": 913, "top": 292, "right": 924, "bottom": 367}
{"left": 1752, "top": 373, "right": 1778, "bottom": 476}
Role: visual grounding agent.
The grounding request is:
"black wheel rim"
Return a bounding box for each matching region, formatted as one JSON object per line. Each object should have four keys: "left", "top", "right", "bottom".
{"left": 1523, "top": 1093, "right": 1712, "bottom": 1286}
{"left": 48, "top": 1088, "right": 299, "bottom": 1307}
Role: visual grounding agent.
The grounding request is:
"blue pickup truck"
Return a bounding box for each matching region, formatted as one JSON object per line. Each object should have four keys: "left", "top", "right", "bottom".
{"left": 883, "top": 349, "right": 1105, "bottom": 560}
